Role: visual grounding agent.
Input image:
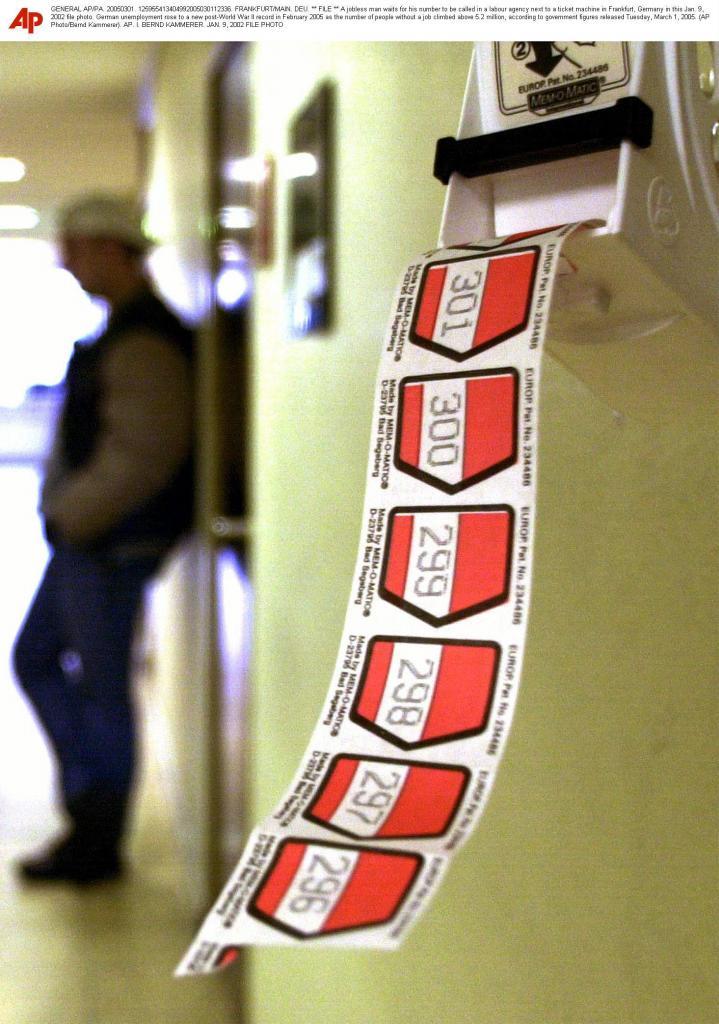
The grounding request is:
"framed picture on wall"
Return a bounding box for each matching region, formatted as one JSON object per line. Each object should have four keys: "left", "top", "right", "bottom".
{"left": 286, "top": 81, "right": 334, "bottom": 338}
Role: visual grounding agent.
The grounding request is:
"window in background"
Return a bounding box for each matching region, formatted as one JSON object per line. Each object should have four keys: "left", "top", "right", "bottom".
{"left": 0, "top": 238, "right": 105, "bottom": 409}
{"left": 0, "top": 237, "right": 105, "bottom": 813}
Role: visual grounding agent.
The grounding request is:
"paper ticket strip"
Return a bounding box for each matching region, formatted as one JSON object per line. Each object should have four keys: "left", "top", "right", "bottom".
{"left": 178, "top": 224, "right": 578, "bottom": 973}
{"left": 175, "top": 39, "right": 719, "bottom": 973}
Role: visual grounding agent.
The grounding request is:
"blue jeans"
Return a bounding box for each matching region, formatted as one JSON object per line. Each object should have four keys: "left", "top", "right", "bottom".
{"left": 12, "top": 546, "right": 160, "bottom": 811}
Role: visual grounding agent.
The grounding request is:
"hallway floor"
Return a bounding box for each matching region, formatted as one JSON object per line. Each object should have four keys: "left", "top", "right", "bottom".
{"left": 0, "top": 713, "right": 242, "bottom": 1024}
{"left": 0, "top": 465, "right": 242, "bottom": 1024}
{"left": 0, "top": 711, "right": 242, "bottom": 1024}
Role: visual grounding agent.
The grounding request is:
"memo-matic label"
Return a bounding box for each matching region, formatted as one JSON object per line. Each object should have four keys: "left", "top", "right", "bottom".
{"left": 411, "top": 250, "right": 538, "bottom": 361}
{"left": 396, "top": 368, "right": 518, "bottom": 493}
{"left": 380, "top": 506, "right": 514, "bottom": 625}
{"left": 305, "top": 754, "right": 469, "bottom": 840}
{"left": 248, "top": 840, "right": 422, "bottom": 939}
{"left": 351, "top": 637, "right": 500, "bottom": 749}
{"left": 495, "top": 41, "right": 631, "bottom": 118}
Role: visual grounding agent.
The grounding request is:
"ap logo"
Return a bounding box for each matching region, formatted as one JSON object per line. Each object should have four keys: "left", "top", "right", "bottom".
{"left": 9, "top": 7, "right": 44, "bottom": 32}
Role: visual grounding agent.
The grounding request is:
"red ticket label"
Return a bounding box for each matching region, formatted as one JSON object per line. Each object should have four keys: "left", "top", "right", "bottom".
{"left": 305, "top": 754, "right": 469, "bottom": 840}
{"left": 351, "top": 637, "right": 500, "bottom": 748}
{"left": 380, "top": 506, "right": 514, "bottom": 625}
{"left": 248, "top": 840, "right": 422, "bottom": 939}
{"left": 410, "top": 249, "right": 538, "bottom": 360}
{"left": 213, "top": 946, "right": 240, "bottom": 970}
{"left": 396, "top": 368, "right": 518, "bottom": 493}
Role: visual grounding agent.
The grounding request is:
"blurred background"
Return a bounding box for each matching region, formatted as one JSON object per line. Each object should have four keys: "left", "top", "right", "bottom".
{"left": 0, "top": 39, "right": 716, "bottom": 1024}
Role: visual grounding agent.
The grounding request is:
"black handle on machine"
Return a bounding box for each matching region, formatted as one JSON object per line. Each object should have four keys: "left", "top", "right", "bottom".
{"left": 434, "top": 96, "right": 653, "bottom": 186}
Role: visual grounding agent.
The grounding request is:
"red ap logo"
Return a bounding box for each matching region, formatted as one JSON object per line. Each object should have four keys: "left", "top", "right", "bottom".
{"left": 9, "top": 7, "right": 43, "bottom": 31}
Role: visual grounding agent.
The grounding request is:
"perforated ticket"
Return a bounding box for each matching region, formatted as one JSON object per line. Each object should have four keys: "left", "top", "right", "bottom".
{"left": 178, "top": 223, "right": 576, "bottom": 973}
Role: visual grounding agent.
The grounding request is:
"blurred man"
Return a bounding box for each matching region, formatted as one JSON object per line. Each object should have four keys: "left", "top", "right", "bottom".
{"left": 13, "top": 193, "right": 194, "bottom": 883}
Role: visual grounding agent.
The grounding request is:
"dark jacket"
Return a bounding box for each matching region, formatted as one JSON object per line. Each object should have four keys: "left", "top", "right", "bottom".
{"left": 42, "top": 289, "right": 195, "bottom": 554}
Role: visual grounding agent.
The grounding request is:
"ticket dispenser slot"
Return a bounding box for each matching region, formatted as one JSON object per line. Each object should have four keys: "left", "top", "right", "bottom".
{"left": 437, "top": 42, "right": 719, "bottom": 425}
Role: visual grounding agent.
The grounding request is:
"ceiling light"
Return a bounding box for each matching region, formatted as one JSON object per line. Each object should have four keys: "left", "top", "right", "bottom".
{"left": 225, "top": 157, "right": 267, "bottom": 184}
{"left": 219, "top": 206, "right": 256, "bottom": 231}
{"left": 216, "top": 267, "right": 251, "bottom": 310}
{"left": 0, "top": 158, "right": 26, "bottom": 183}
{"left": 0, "top": 206, "right": 39, "bottom": 229}
{"left": 283, "top": 152, "right": 319, "bottom": 180}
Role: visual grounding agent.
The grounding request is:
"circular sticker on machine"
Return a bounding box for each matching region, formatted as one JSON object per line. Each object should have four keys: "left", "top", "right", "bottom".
{"left": 304, "top": 754, "right": 470, "bottom": 840}
{"left": 380, "top": 505, "right": 514, "bottom": 625}
{"left": 410, "top": 249, "right": 538, "bottom": 361}
{"left": 247, "top": 839, "right": 422, "bottom": 940}
{"left": 350, "top": 637, "right": 500, "bottom": 749}
{"left": 396, "top": 368, "right": 518, "bottom": 493}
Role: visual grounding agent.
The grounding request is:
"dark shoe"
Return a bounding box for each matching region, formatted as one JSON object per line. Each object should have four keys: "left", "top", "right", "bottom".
{"left": 67, "top": 787, "right": 128, "bottom": 853}
{"left": 18, "top": 834, "right": 123, "bottom": 885}
{"left": 18, "top": 788, "right": 128, "bottom": 885}
{"left": 18, "top": 833, "right": 76, "bottom": 882}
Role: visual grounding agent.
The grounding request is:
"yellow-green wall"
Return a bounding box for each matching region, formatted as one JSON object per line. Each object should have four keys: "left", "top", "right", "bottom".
{"left": 248, "top": 39, "right": 472, "bottom": 833}
{"left": 248, "top": 42, "right": 717, "bottom": 1024}
{"left": 148, "top": 41, "right": 717, "bottom": 1024}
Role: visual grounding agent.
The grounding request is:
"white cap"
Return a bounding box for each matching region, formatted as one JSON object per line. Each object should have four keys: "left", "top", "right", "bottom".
{"left": 56, "top": 192, "right": 151, "bottom": 252}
